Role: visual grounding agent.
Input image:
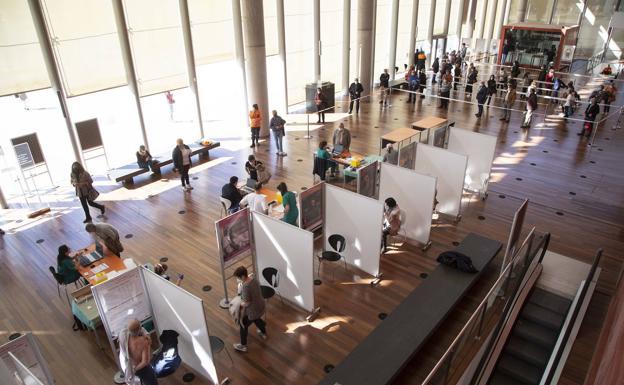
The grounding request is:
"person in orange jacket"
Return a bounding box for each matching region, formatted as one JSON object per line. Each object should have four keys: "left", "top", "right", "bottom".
{"left": 249, "top": 104, "right": 262, "bottom": 148}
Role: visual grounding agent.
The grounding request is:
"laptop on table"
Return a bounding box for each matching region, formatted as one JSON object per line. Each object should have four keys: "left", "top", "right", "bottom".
{"left": 240, "top": 178, "right": 257, "bottom": 195}
{"left": 79, "top": 241, "right": 105, "bottom": 267}
{"left": 331, "top": 144, "right": 344, "bottom": 157}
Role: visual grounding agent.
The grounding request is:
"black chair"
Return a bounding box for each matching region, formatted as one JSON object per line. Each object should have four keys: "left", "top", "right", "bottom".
{"left": 318, "top": 234, "right": 347, "bottom": 279}
{"left": 209, "top": 335, "right": 233, "bottom": 367}
{"left": 49, "top": 266, "right": 70, "bottom": 307}
{"left": 262, "top": 267, "right": 284, "bottom": 304}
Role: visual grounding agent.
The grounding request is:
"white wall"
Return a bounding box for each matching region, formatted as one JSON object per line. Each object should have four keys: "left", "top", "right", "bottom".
{"left": 324, "top": 184, "right": 384, "bottom": 277}
{"left": 251, "top": 212, "right": 315, "bottom": 312}
{"left": 379, "top": 163, "right": 436, "bottom": 245}
{"left": 447, "top": 128, "right": 496, "bottom": 194}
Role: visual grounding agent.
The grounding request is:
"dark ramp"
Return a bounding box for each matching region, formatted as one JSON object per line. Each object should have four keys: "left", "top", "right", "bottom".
{"left": 319, "top": 232, "right": 502, "bottom": 385}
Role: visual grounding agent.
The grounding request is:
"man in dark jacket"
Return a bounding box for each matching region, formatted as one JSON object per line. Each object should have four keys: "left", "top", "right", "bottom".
{"left": 379, "top": 69, "right": 390, "bottom": 106}
{"left": 172, "top": 138, "right": 193, "bottom": 191}
{"left": 579, "top": 97, "right": 600, "bottom": 138}
{"left": 475, "top": 82, "right": 488, "bottom": 118}
{"left": 521, "top": 87, "right": 538, "bottom": 128}
{"left": 431, "top": 58, "right": 440, "bottom": 83}
{"left": 348, "top": 78, "right": 364, "bottom": 114}
{"left": 221, "top": 176, "right": 243, "bottom": 213}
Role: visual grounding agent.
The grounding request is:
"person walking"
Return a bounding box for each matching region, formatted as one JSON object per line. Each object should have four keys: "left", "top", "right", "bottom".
{"left": 165, "top": 91, "right": 175, "bottom": 120}
{"left": 314, "top": 88, "right": 326, "bottom": 123}
{"left": 579, "top": 97, "right": 600, "bottom": 138}
{"left": 232, "top": 266, "right": 267, "bottom": 353}
{"left": 71, "top": 162, "right": 105, "bottom": 223}
{"left": 379, "top": 69, "right": 390, "bottom": 107}
{"left": 486, "top": 75, "right": 497, "bottom": 106}
{"left": 85, "top": 222, "right": 123, "bottom": 257}
{"left": 172, "top": 138, "right": 193, "bottom": 191}
{"left": 270, "top": 110, "right": 287, "bottom": 156}
{"left": 475, "top": 82, "right": 488, "bottom": 118}
{"left": 521, "top": 87, "right": 538, "bottom": 128}
{"left": 500, "top": 81, "right": 517, "bottom": 122}
{"left": 348, "top": 78, "right": 364, "bottom": 114}
{"left": 431, "top": 57, "right": 440, "bottom": 84}
{"left": 249, "top": 104, "right": 262, "bottom": 148}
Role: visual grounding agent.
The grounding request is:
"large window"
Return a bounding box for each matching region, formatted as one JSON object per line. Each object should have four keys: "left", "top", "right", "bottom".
{"left": 374, "top": 0, "right": 392, "bottom": 78}
{"left": 349, "top": 0, "right": 359, "bottom": 84}
{"left": 396, "top": 0, "right": 415, "bottom": 70}
{"left": 525, "top": 0, "right": 555, "bottom": 23}
{"left": 265, "top": 0, "right": 286, "bottom": 114}
{"left": 551, "top": 0, "right": 583, "bottom": 25}
{"left": 285, "top": 0, "right": 313, "bottom": 106}
{"left": 320, "top": 0, "right": 344, "bottom": 88}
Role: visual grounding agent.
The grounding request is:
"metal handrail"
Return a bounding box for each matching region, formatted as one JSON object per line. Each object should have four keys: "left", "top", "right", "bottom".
{"left": 420, "top": 228, "right": 538, "bottom": 385}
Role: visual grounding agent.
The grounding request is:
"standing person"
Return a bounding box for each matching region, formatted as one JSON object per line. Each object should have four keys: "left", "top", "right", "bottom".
{"left": 580, "top": 97, "right": 600, "bottom": 138}
{"left": 453, "top": 63, "right": 462, "bottom": 91}
{"left": 521, "top": 87, "right": 538, "bottom": 128}
{"left": 277, "top": 182, "right": 298, "bottom": 226}
{"left": 381, "top": 197, "right": 401, "bottom": 253}
{"left": 239, "top": 182, "right": 268, "bottom": 214}
{"left": 85, "top": 222, "right": 123, "bottom": 257}
{"left": 136, "top": 145, "right": 154, "bottom": 172}
{"left": 332, "top": 123, "right": 351, "bottom": 151}
{"left": 379, "top": 69, "right": 390, "bottom": 107}
{"left": 165, "top": 91, "right": 175, "bottom": 120}
{"left": 382, "top": 143, "right": 398, "bottom": 165}
{"left": 121, "top": 319, "right": 158, "bottom": 385}
{"left": 475, "top": 82, "right": 488, "bottom": 118}
{"left": 314, "top": 87, "right": 326, "bottom": 123}
{"left": 419, "top": 69, "right": 427, "bottom": 100}
{"left": 521, "top": 73, "right": 531, "bottom": 100}
{"left": 500, "top": 81, "right": 517, "bottom": 122}
{"left": 56, "top": 245, "right": 82, "bottom": 285}
{"left": 465, "top": 64, "right": 477, "bottom": 98}
{"left": 501, "top": 40, "right": 511, "bottom": 64}
{"left": 603, "top": 80, "right": 617, "bottom": 113}
{"left": 221, "top": 176, "right": 243, "bottom": 214}
{"left": 439, "top": 71, "right": 451, "bottom": 109}
{"left": 417, "top": 50, "right": 427, "bottom": 70}
{"left": 172, "top": 138, "right": 192, "bottom": 191}
{"left": 486, "top": 75, "right": 497, "bottom": 106}
{"left": 249, "top": 104, "right": 262, "bottom": 148}
{"left": 269, "top": 110, "right": 287, "bottom": 156}
{"left": 564, "top": 90, "right": 575, "bottom": 118}
{"left": 232, "top": 266, "right": 267, "bottom": 353}
{"left": 71, "top": 162, "right": 105, "bottom": 223}
{"left": 460, "top": 43, "right": 468, "bottom": 62}
{"left": 407, "top": 69, "right": 418, "bottom": 103}
{"left": 245, "top": 155, "right": 265, "bottom": 182}
{"left": 431, "top": 58, "right": 440, "bottom": 84}
{"left": 348, "top": 78, "right": 364, "bottom": 114}
{"left": 510, "top": 61, "right": 521, "bottom": 80}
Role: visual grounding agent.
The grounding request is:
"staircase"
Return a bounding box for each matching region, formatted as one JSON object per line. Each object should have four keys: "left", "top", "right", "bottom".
{"left": 488, "top": 288, "right": 572, "bottom": 385}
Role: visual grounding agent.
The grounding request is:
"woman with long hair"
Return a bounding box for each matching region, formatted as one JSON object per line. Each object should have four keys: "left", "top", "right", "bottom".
{"left": 70, "top": 162, "right": 105, "bottom": 223}
{"left": 56, "top": 244, "right": 81, "bottom": 284}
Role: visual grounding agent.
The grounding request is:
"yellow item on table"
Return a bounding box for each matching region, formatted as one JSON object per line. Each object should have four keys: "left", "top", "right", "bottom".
{"left": 93, "top": 272, "right": 108, "bottom": 284}
{"left": 350, "top": 158, "right": 361, "bottom": 168}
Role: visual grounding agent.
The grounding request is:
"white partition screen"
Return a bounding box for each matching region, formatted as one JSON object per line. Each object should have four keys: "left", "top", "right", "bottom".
{"left": 414, "top": 145, "right": 467, "bottom": 218}
{"left": 379, "top": 163, "right": 436, "bottom": 245}
{"left": 142, "top": 269, "right": 219, "bottom": 385}
{"left": 324, "top": 184, "right": 384, "bottom": 277}
{"left": 252, "top": 212, "right": 314, "bottom": 312}
{"left": 447, "top": 128, "right": 497, "bottom": 194}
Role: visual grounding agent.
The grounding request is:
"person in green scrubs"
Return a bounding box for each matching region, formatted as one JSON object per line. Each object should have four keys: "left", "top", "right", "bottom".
{"left": 277, "top": 182, "right": 298, "bottom": 226}
{"left": 316, "top": 140, "right": 337, "bottom": 177}
{"left": 57, "top": 244, "right": 82, "bottom": 284}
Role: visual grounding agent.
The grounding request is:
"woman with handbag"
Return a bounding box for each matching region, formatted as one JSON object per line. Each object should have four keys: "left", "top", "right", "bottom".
{"left": 71, "top": 162, "right": 105, "bottom": 223}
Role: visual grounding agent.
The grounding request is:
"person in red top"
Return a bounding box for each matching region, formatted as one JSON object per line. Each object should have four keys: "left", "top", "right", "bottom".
{"left": 249, "top": 104, "right": 262, "bottom": 148}
{"left": 165, "top": 91, "right": 175, "bottom": 120}
{"left": 314, "top": 88, "right": 326, "bottom": 123}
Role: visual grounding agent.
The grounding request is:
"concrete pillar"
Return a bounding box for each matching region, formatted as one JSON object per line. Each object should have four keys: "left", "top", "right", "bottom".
{"left": 389, "top": 0, "right": 400, "bottom": 79}
{"left": 516, "top": 0, "right": 527, "bottom": 22}
{"left": 232, "top": 0, "right": 249, "bottom": 124}
{"left": 502, "top": 0, "right": 511, "bottom": 25}
{"left": 277, "top": 0, "right": 288, "bottom": 112}
{"left": 476, "top": 0, "right": 488, "bottom": 40}
{"left": 484, "top": 0, "right": 498, "bottom": 53}
{"left": 241, "top": 0, "right": 270, "bottom": 137}
{"left": 465, "top": 0, "right": 477, "bottom": 40}
{"left": 441, "top": 0, "right": 452, "bottom": 54}
{"left": 408, "top": 0, "right": 419, "bottom": 67}
{"left": 342, "top": 0, "right": 351, "bottom": 93}
{"left": 427, "top": 0, "right": 436, "bottom": 59}
{"left": 178, "top": 0, "right": 205, "bottom": 138}
{"left": 26, "top": 0, "right": 82, "bottom": 164}
{"left": 455, "top": 0, "right": 466, "bottom": 48}
{"left": 494, "top": 0, "right": 508, "bottom": 40}
{"left": 357, "top": 0, "right": 375, "bottom": 94}
{"left": 314, "top": 0, "right": 321, "bottom": 82}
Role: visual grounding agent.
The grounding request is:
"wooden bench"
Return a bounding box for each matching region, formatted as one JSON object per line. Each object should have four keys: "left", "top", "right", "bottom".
{"left": 108, "top": 141, "right": 220, "bottom": 184}
{"left": 318, "top": 232, "right": 503, "bottom": 385}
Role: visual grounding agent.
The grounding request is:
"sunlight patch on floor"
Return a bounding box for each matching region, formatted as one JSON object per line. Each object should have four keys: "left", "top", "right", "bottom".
{"left": 284, "top": 315, "right": 351, "bottom": 334}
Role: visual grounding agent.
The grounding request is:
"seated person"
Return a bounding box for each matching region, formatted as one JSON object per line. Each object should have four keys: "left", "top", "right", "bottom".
{"left": 221, "top": 176, "right": 243, "bottom": 214}
{"left": 382, "top": 143, "right": 398, "bottom": 165}
{"left": 57, "top": 244, "right": 82, "bottom": 284}
{"left": 240, "top": 182, "right": 268, "bottom": 214}
{"left": 382, "top": 198, "right": 401, "bottom": 253}
{"left": 316, "top": 140, "right": 337, "bottom": 177}
{"left": 136, "top": 145, "right": 155, "bottom": 171}
{"left": 332, "top": 123, "right": 351, "bottom": 153}
{"left": 245, "top": 155, "right": 263, "bottom": 181}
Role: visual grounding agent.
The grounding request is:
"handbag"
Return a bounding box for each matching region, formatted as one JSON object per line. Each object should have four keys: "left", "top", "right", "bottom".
{"left": 87, "top": 188, "right": 100, "bottom": 201}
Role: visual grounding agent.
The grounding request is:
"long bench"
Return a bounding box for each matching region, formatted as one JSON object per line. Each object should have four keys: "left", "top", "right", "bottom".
{"left": 318, "top": 232, "right": 503, "bottom": 385}
{"left": 108, "top": 141, "right": 220, "bottom": 184}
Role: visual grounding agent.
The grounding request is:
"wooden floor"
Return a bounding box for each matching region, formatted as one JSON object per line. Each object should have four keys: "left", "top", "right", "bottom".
{"left": 1, "top": 73, "right": 623, "bottom": 385}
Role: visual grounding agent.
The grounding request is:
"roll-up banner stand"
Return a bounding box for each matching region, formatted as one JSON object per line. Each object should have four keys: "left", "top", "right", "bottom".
{"left": 299, "top": 181, "right": 325, "bottom": 232}
{"left": 446, "top": 127, "right": 497, "bottom": 199}
{"left": 251, "top": 212, "right": 316, "bottom": 317}
{"left": 214, "top": 208, "right": 255, "bottom": 308}
{"left": 414, "top": 144, "right": 468, "bottom": 221}
{"left": 324, "top": 184, "right": 384, "bottom": 280}
{"left": 501, "top": 199, "right": 529, "bottom": 274}
{"left": 0, "top": 333, "right": 54, "bottom": 385}
{"left": 378, "top": 163, "right": 436, "bottom": 250}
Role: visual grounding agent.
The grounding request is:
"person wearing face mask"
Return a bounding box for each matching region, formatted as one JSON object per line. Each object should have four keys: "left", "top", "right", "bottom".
{"left": 332, "top": 123, "right": 351, "bottom": 152}
{"left": 71, "top": 162, "right": 105, "bottom": 223}
{"left": 314, "top": 88, "right": 326, "bottom": 123}
{"left": 232, "top": 266, "right": 266, "bottom": 352}
{"left": 382, "top": 197, "right": 401, "bottom": 253}
{"left": 348, "top": 78, "right": 364, "bottom": 114}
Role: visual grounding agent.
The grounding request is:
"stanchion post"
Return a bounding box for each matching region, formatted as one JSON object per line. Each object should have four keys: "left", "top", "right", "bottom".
{"left": 304, "top": 113, "right": 312, "bottom": 139}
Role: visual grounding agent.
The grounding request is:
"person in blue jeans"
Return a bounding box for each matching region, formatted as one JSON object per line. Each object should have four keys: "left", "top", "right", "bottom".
{"left": 270, "top": 110, "right": 287, "bottom": 156}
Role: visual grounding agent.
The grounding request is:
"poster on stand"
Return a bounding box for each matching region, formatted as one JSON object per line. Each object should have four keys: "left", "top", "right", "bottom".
{"left": 299, "top": 182, "right": 324, "bottom": 231}
{"left": 357, "top": 161, "right": 378, "bottom": 198}
{"left": 398, "top": 142, "right": 416, "bottom": 169}
{"left": 215, "top": 208, "right": 251, "bottom": 267}
{"left": 432, "top": 126, "right": 448, "bottom": 148}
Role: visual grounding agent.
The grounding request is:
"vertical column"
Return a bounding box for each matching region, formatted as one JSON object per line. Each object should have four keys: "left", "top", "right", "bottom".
{"left": 342, "top": 0, "right": 351, "bottom": 93}
{"left": 427, "top": 0, "right": 437, "bottom": 60}
{"left": 516, "top": 0, "right": 528, "bottom": 22}
{"left": 465, "top": 0, "right": 477, "bottom": 40}
{"left": 494, "top": 0, "right": 508, "bottom": 40}
{"left": 277, "top": 0, "right": 288, "bottom": 112}
{"left": 455, "top": 0, "right": 466, "bottom": 48}
{"left": 484, "top": 0, "right": 498, "bottom": 54}
{"left": 441, "top": 0, "right": 452, "bottom": 54}
{"left": 26, "top": 0, "right": 81, "bottom": 164}
{"left": 314, "top": 0, "right": 321, "bottom": 82}
{"left": 475, "top": 0, "right": 488, "bottom": 41}
{"left": 241, "top": 0, "right": 270, "bottom": 137}
{"left": 111, "top": 0, "right": 150, "bottom": 149}
{"left": 388, "top": 0, "right": 400, "bottom": 80}
{"left": 408, "top": 0, "right": 419, "bottom": 67}
{"left": 502, "top": 0, "right": 511, "bottom": 25}
{"left": 357, "top": 0, "right": 375, "bottom": 94}
{"left": 178, "top": 0, "right": 204, "bottom": 138}
{"left": 232, "top": 0, "right": 249, "bottom": 123}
